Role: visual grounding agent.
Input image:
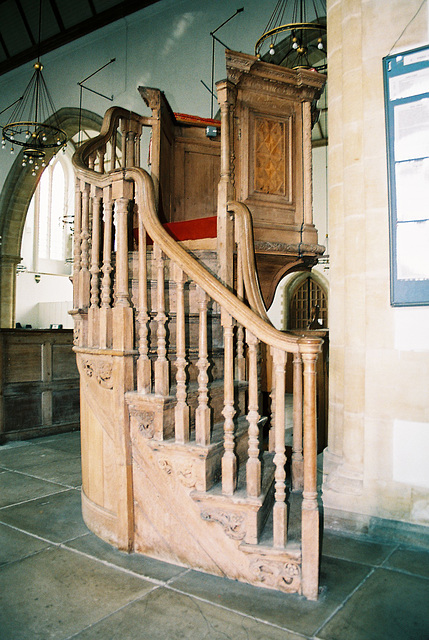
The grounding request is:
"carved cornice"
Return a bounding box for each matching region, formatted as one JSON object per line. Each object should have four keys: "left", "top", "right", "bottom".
{"left": 254, "top": 240, "right": 325, "bottom": 255}
{"left": 225, "top": 49, "right": 325, "bottom": 102}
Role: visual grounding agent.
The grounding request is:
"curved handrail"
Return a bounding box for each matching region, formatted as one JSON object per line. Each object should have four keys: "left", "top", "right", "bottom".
{"left": 227, "top": 200, "right": 268, "bottom": 322}
{"left": 127, "top": 167, "right": 321, "bottom": 356}
{"left": 72, "top": 106, "right": 148, "bottom": 174}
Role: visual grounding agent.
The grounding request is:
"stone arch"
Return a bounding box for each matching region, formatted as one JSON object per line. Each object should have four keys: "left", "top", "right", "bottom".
{"left": 0, "top": 107, "right": 103, "bottom": 327}
{"left": 283, "top": 270, "right": 329, "bottom": 330}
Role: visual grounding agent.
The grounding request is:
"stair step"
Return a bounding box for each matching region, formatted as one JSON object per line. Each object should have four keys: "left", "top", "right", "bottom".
{"left": 191, "top": 452, "right": 275, "bottom": 545}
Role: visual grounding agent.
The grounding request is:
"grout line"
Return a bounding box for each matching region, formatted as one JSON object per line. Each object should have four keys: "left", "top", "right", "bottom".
{"left": 62, "top": 585, "right": 162, "bottom": 640}
{"left": 312, "top": 567, "right": 376, "bottom": 638}
{"left": 164, "top": 583, "right": 311, "bottom": 638}
{"left": 0, "top": 486, "right": 74, "bottom": 510}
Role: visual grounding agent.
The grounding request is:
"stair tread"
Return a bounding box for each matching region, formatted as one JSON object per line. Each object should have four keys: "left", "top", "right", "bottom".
{"left": 192, "top": 451, "right": 275, "bottom": 507}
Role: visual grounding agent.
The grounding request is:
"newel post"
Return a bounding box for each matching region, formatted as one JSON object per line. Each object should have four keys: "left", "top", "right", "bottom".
{"left": 300, "top": 338, "right": 321, "bottom": 600}
{"left": 216, "top": 80, "right": 236, "bottom": 288}
{"left": 111, "top": 176, "right": 134, "bottom": 351}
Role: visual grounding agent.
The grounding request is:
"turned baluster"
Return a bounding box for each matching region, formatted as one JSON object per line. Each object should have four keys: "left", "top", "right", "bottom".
{"left": 221, "top": 311, "right": 237, "bottom": 495}
{"left": 114, "top": 195, "right": 131, "bottom": 309}
{"left": 101, "top": 187, "right": 113, "bottom": 309}
{"left": 89, "top": 189, "right": 102, "bottom": 309}
{"left": 292, "top": 352, "right": 304, "bottom": 491}
{"left": 79, "top": 182, "right": 90, "bottom": 309}
{"left": 153, "top": 243, "right": 169, "bottom": 396}
{"left": 88, "top": 188, "right": 102, "bottom": 347}
{"left": 135, "top": 132, "right": 141, "bottom": 167}
{"left": 301, "top": 349, "right": 319, "bottom": 601}
{"left": 195, "top": 285, "right": 210, "bottom": 445}
{"left": 100, "top": 186, "right": 113, "bottom": 348}
{"left": 73, "top": 178, "right": 82, "bottom": 310}
{"left": 137, "top": 212, "right": 151, "bottom": 393}
{"left": 269, "top": 349, "right": 276, "bottom": 452}
{"left": 246, "top": 330, "right": 261, "bottom": 497}
{"left": 272, "top": 347, "right": 287, "bottom": 548}
{"left": 174, "top": 264, "right": 189, "bottom": 443}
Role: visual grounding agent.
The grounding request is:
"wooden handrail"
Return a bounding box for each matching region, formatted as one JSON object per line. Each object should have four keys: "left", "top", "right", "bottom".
{"left": 128, "top": 166, "right": 321, "bottom": 357}
{"left": 228, "top": 200, "right": 268, "bottom": 322}
{"left": 73, "top": 107, "right": 322, "bottom": 359}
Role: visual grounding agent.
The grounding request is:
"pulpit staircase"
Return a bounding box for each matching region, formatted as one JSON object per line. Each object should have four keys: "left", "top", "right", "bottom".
{"left": 72, "top": 75, "right": 323, "bottom": 600}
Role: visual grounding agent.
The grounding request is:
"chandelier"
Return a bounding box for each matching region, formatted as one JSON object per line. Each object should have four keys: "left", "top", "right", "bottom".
{"left": 0, "top": 1, "right": 67, "bottom": 175}
{"left": 255, "top": 0, "right": 327, "bottom": 70}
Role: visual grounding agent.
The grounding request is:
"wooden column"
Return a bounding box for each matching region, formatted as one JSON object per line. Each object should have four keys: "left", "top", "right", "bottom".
{"left": 174, "top": 264, "right": 189, "bottom": 443}
{"left": 153, "top": 243, "right": 169, "bottom": 396}
{"left": 78, "top": 182, "right": 90, "bottom": 310}
{"left": 137, "top": 210, "right": 151, "bottom": 394}
{"left": 195, "top": 286, "right": 210, "bottom": 445}
{"left": 221, "top": 311, "right": 237, "bottom": 495}
{"left": 246, "top": 330, "right": 261, "bottom": 497}
{"left": 72, "top": 177, "right": 82, "bottom": 310}
{"left": 216, "top": 80, "right": 235, "bottom": 287}
{"left": 100, "top": 185, "right": 113, "bottom": 349}
{"left": 301, "top": 349, "right": 319, "bottom": 601}
{"left": 272, "top": 347, "right": 287, "bottom": 548}
{"left": 112, "top": 178, "right": 134, "bottom": 351}
{"left": 292, "top": 352, "right": 304, "bottom": 491}
{"left": 88, "top": 187, "right": 102, "bottom": 347}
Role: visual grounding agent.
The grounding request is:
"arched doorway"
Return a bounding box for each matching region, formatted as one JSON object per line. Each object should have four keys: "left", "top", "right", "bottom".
{"left": 0, "top": 108, "right": 103, "bottom": 327}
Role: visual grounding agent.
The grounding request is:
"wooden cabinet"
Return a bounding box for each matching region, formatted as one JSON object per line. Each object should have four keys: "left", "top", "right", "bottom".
{"left": 0, "top": 329, "right": 80, "bottom": 442}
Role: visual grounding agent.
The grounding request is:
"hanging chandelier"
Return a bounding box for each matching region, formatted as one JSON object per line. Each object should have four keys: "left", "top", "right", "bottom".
{"left": 0, "top": 0, "right": 67, "bottom": 175}
{"left": 255, "top": 0, "right": 327, "bottom": 71}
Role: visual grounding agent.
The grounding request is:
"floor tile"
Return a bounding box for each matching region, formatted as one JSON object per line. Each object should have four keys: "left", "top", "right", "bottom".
{"left": 316, "top": 567, "right": 429, "bottom": 640}
{"left": 31, "top": 431, "right": 81, "bottom": 456}
{"left": 0, "top": 546, "right": 155, "bottom": 640}
{"left": 385, "top": 545, "right": 429, "bottom": 579}
{"left": 0, "top": 469, "right": 65, "bottom": 507}
{"left": 0, "top": 488, "right": 88, "bottom": 543}
{"left": 0, "top": 443, "right": 80, "bottom": 473}
{"left": 65, "top": 532, "right": 189, "bottom": 583}
{"left": 18, "top": 455, "right": 82, "bottom": 488}
{"left": 168, "top": 555, "right": 372, "bottom": 637}
{"left": 71, "top": 586, "right": 304, "bottom": 640}
{"left": 321, "top": 531, "right": 394, "bottom": 566}
{"left": 0, "top": 522, "right": 50, "bottom": 566}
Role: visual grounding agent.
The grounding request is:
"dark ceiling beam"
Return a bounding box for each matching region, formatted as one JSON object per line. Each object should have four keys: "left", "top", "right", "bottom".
{"left": 0, "top": 0, "right": 161, "bottom": 77}
{"left": 0, "top": 30, "right": 10, "bottom": 59}
{"left": 87, "top": 0, "right": 97, "bottom": 17}
{"left": 14, "top": 0, "right": 37, "bottom": 45}
{"left": 49, "top": 0, "right": 66, "bottom": 33}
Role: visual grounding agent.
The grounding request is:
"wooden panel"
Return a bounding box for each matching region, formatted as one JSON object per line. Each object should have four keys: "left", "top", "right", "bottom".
{"left": 4, "top": 343, "right": 42, "bottom": 383}
{"left": 0, "top": 330, "right": 79, "bottom": 441}
{"left": 52, "top": 343, "right": 79, "bottom": 380}
{"left": 52, "top": 388, "right": 80, "bottom": 424}
{"left": 3, "top": 394, "right": 42, "bottom": 431}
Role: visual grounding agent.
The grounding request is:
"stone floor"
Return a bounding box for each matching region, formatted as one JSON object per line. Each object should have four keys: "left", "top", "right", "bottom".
{"left": 1, "top": 432, "right": 429, "bottom": 640}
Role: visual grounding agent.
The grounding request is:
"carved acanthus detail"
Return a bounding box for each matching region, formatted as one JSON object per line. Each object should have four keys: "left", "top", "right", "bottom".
{"left": 250, "top": 558, "right": 301, "bottom": 593}
{"left": 134, "top": 410, "right": 155, "bottom": 438}
{"left": 157, "top": 456, "right": 197, "bottom": 489}
{"left": 201, "top": 509, "right": 246, "bottom": 540}
{"left": 82, "top": 358, "right": 113, "bottom": 389}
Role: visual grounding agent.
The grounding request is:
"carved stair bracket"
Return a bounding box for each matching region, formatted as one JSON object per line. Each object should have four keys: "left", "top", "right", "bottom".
{"left": 250, "top": 558, "right": 301, "bottom": 594}
{"left": 201, "top": 509, "right": 246, "bottom": 541}
{"left": 127, "top": 392, "right": 175, "bottom": 441}
{"left": 80, "top": 356, "right": 113, "bottom": 390}
{"left": 158, "top": 456, "right": 198, "bottom": 490}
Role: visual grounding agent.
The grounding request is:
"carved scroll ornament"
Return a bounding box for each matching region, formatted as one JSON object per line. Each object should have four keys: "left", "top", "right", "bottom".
{"left": 81, "top": 358, "right": 113, "bottom": 389}
{"left": 201, "top": 509, "right": 246, "bottom": 540}
{"left": 250, "top": 558, "right": 301, "bottom": 593}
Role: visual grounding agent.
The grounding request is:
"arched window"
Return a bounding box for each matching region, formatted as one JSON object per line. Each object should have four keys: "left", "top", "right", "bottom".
{"left": 289, "top": 276, "right": 327, "bottom": 329}
{"left": 22, "top": 152, "right": 74, "bottom": 276}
